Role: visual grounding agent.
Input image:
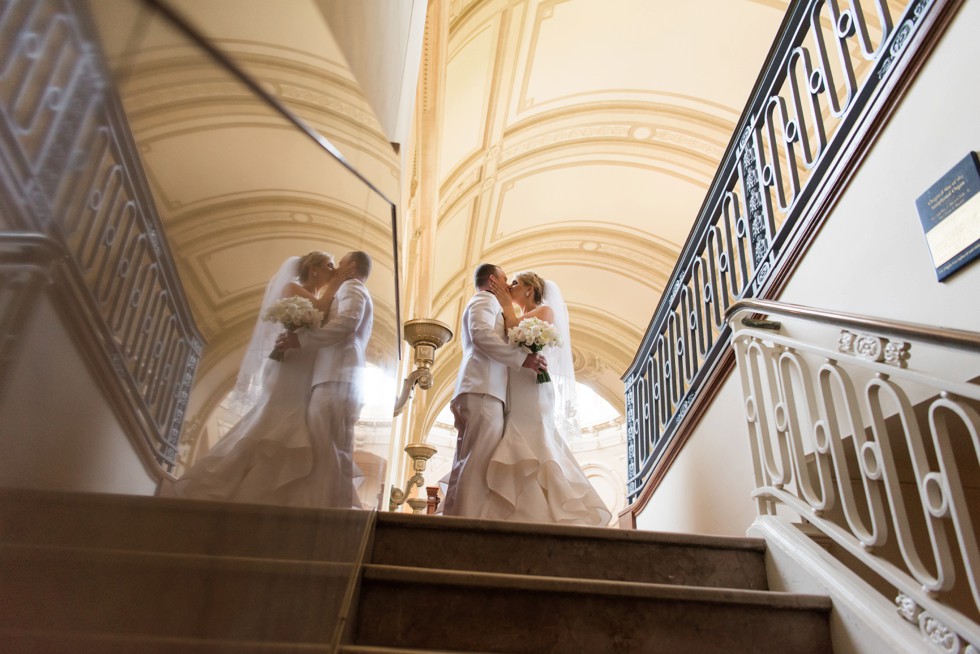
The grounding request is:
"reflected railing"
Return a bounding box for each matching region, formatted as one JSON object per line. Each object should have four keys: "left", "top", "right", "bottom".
{"left": 0, "top": 0, "right": 203, "bottom": 471}
{"left": 622, "top": 0, "right": 961, "bottom": 502}
{"left": 1, "top": 0, "right": 405, "bottom": 490}
{"left": 728, "top": 299, "right": 980, "bottom": 649}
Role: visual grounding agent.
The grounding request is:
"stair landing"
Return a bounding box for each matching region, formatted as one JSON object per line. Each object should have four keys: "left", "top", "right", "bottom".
{"left": 0, "top": 488, "right": 832, "bottom": 653}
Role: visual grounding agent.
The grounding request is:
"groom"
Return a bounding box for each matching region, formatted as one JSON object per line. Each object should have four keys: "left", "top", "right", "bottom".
{"left": 442, "top": 263, "right": 548, "bottom": 517}
{"left": 282, "top": 250, "right": 373, "bottom": 508}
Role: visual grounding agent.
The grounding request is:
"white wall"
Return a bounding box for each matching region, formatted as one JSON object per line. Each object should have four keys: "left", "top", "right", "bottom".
{"left": 0, "top": 296, "right": 157, "bottom": 495}
{"left": 634, "top": 374, "right": 757, "bottom": 535}
{"left": 776, "top": 2, "right": 980, "bottom": 333}
{"left": 635, "top": 1, "right": 980, "bottom": 536}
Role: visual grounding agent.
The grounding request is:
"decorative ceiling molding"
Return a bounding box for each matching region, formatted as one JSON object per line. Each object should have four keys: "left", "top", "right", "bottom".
{"left": 127, "top": 101, "right": 394, "bottom": 173}
{"left": 513, "top": 0, "right": 567, "bottom": 114}
{"left": 449, "top": 0, "right": 511, "bottom": 32}
{"left": 165, "top": 196, "right": 395, "bottom": 245}
{"left": 504, "top": 95, "right": 739, "bottom": 134}
{"left": 173, "top": 210, "right": 393, "bottom": 278}
{"left": 499, "top": 102, "right": 731, "bottom": 161}
{"left": 117, "top": 51, "right": 370, "bottom": 119}
{"left": 436, "top": 100, "right": 732, "bottom": 220}
{"left": 483, "top": 226, "right": 677, "bottom": 279}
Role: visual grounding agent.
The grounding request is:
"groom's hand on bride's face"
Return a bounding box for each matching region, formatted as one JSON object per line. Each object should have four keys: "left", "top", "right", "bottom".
{"left": 522, "top": 353, "right": 547, "bottom": 374}
{"left": 339, "top": 259, "right": 357, "bottom": 279}
{"left": 488, "top": 278, "right": 509, "bottom": 303}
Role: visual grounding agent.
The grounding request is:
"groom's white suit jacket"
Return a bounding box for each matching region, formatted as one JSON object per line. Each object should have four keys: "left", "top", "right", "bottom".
{"left": 299, "top": 279, "right": 373, "bottom": 397}
{"left": 453, "top": 290, "right": 526, "bottom": 405}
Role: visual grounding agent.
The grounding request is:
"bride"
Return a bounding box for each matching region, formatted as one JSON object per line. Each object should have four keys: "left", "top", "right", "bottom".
{"left": 486, "top": 271, "right": 611, "bottom": 526}
{"left": 168, "top": 251, "right": 354, "bottom": 507}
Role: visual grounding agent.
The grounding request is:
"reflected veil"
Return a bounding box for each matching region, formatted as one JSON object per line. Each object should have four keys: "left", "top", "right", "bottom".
{"left": 235, "top": 256, "right": 301, "bottom": 407}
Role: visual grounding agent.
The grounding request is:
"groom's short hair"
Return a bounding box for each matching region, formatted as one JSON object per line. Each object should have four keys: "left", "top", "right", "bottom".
{"left": 474, "top": 263, "right": 498, "bottom": 289}
{"left": 347, "top": 250, "right": 372, "bottom": 278}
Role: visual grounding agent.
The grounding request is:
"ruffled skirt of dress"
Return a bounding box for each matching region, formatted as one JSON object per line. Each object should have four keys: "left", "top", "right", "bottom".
{"left": 170, "top": 347, "right": 322, "bottom": 508}
{"left": 486, "top": 371, "right": 611, "bottom": 526}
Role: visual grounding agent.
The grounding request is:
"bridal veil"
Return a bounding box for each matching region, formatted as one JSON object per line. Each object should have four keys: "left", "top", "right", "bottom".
{"left": 542, "top": 279, "right": 582, "bottom": 443}
{"left": 234, "top": 256, "right": 301, "bottom": 407}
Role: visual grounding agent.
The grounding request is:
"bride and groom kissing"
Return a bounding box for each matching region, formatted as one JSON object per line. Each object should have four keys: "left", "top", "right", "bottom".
{"left": 165, "top": 250, "right": 373, "bottom": 509}
{"left": 442, "top": 263, "right": 610, "bottom": 526}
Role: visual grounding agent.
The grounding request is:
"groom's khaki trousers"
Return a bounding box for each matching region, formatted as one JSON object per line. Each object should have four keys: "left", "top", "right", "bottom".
{"left": 308, "top": 381, "right": 361, "bottom": 508}
{"left": 442, "top": 393, "right": 505, "bottom": 517}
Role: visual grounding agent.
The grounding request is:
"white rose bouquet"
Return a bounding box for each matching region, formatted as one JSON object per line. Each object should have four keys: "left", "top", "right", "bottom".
{"left": 508, "top": 316, "right": 561, "bottom": 383}
{"left": 262, "top": 296, "right": 323, "bottom": 361}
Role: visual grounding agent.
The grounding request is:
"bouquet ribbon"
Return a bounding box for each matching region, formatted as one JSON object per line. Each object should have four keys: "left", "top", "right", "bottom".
{"left": 527, "top": 344, "right": 550, "bottom": 384}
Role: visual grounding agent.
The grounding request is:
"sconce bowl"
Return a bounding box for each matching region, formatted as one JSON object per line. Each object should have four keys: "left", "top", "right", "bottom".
{"left": 404, "top": 318, "right": 453, "bottom": 349}
{"left": 406, "top": 497, "right": 429, "bottom": 513}
{"left": 404, "top": 442, "right": 438, "bottom": 462}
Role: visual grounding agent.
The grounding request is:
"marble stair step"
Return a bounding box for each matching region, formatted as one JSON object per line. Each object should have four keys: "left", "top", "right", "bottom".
{"left": 371, "top": 512, "right": 768, "bottom": 590}
{"left": 0, "top": 487, "right": 370, "bottom": 561}
{"left": 0, "top": 630, "right": 516, "bottom": 654}
{"left": 340, "top": 647, "right": 505, "bottom": 654}
{"left": 0, "top": 629, "right": 335, "bottom": 653}
{"left": 0, "top": 543, "right": 352, "bottom": 643}
{"left": 354, "top": 564, "right": 833, "bottom": 654}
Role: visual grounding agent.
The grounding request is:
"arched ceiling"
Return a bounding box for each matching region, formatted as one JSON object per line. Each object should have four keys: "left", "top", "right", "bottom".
{"left": 88, "top": 0, "right": 791, "bottom": 430}
{"left": 418, "top": 0, "right": 787, "bottom": 411}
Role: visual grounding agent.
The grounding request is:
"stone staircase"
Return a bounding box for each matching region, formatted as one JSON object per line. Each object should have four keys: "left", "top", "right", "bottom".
{"left": 0, "top": 488, "right": 833, "bottom": 653}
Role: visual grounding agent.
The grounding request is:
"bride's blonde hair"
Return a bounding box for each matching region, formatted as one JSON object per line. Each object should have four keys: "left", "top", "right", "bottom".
{"left": 514, "top": 271, "right": 545, "bottom": 304}
{"left": 297, "top": 250, "right": 332, "bottom": 282}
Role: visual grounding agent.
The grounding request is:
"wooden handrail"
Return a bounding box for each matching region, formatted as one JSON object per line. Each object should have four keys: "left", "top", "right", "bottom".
{"left": 726, "top": 299, "right": 980, "bottom": 352}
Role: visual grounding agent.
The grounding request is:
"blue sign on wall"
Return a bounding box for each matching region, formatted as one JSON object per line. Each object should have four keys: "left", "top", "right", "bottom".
{"left": 915, "top": 152, "right": 980, "bottom": 282}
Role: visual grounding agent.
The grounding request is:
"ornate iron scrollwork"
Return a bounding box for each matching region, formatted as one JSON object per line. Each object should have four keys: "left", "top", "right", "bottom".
{"left": 624, "top": 0, "right": 945, "bottom": 502}
{"left": 0, "top": 0, "right": 203, "bottom": 471}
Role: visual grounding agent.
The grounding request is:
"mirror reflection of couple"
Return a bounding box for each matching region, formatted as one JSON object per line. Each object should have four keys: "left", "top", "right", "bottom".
{"left": 166, "top": 250, "right": 373, "bottom": 509}
{"left": 442, "top": 264, "right": 611, "bottom": 526}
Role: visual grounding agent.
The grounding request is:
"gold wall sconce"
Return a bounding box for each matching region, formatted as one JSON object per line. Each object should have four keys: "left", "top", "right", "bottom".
{"left": 393, "top": 318, "right": 453, "bottom": 416}
{"left": 389, "top": 442, "right": 438, "bottom": 512}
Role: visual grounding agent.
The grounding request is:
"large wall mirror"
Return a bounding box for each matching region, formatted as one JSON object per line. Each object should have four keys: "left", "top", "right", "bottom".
{"left": 87, "top": 0, "right": 403, "bottom": 509}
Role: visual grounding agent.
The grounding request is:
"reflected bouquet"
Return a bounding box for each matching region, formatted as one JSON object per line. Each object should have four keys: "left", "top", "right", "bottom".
{"left": 508, "top": 316, "right": 560, "bottom": 383}
{"left": 262, "top": 296, "right": 323, "bottom": 361}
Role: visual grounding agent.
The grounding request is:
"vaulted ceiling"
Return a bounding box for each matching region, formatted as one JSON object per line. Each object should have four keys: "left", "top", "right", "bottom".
{"left": 415, "top": 0, "right": 787, "bottom": 428}
{"left": 88, "top": 0, "right": 790, "bottom": 438}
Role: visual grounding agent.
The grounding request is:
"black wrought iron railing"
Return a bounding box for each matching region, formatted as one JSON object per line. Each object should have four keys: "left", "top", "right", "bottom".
{"left": 623, "top": 0, "right": 961, "bottom": 502}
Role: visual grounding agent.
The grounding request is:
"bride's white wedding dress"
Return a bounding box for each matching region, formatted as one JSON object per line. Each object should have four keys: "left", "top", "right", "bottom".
{"left": 486, "top": 365, "right": 611, "bottom": 526}
{"left": 172, "top": 344, "right": 323, "bottom": 506}
{"left": 485, "top": 280, "right": 610, "bottom": 526}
